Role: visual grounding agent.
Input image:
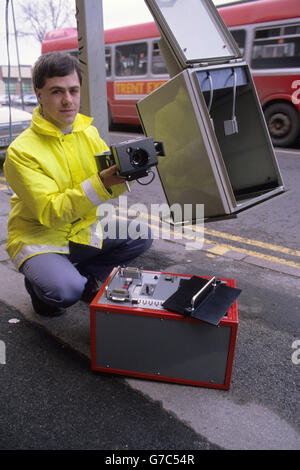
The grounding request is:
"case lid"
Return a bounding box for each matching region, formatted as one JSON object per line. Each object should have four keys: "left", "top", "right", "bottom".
{"left": 144, "top": 0, "right": 242, "bottom": 68}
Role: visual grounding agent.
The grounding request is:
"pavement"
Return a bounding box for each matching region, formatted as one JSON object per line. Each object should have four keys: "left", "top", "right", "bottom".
{"left": 0, "top": 149, "right": 300, "bottom": 450}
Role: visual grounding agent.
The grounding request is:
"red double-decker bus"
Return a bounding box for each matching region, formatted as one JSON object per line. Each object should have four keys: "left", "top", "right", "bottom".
{"left": 42, "top": 0, "right": 300, "bottom": 147}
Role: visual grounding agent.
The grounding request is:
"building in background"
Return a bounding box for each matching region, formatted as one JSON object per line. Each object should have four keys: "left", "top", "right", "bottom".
{"left": 0, "top": 65, "right": 33, "bottom": 97}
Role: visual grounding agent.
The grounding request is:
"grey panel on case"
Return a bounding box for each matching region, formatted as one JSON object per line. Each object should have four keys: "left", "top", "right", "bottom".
{"left": 197, "top": 68, "right": 248, "bottom": 92}
{"left": 137, "top": 72, "right": 226, "bottom": 221}
{"left": 95, "top": 311, "right": 231, "bottom": 384}
{"left": 97, "top": 271, "right": 183, "bottom": 310}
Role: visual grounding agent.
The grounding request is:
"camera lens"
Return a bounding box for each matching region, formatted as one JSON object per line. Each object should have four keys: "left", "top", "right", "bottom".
{"left": 130, "top": 148, "right": 149, "bottom": 168}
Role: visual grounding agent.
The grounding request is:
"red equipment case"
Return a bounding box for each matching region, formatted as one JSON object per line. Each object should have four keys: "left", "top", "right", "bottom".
{"left": 90, "top": 268, "right": 238, "bottom": 390}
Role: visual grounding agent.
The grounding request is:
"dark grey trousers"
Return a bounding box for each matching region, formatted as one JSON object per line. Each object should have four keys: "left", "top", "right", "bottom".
{"left": 21, "top": 221, "right": 152, "bottom": 309}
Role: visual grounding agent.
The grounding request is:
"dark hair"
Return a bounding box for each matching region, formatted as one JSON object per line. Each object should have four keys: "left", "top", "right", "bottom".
{"left": 32, "top": 52, "right": 82, "bottom": 89}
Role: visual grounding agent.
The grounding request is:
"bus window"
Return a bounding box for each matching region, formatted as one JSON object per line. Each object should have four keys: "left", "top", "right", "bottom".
{"left": 151, "top": 41, "right": 168, "bottom": 75}
{"left": 251, "top": 23, "right": 300, "bottom": 69}
{"left": 284, "top": 24, "right": 300, "bottom": 35}
{"left": 105, "top": 47, "right": 111, "bottom": 77}
{"left": 115, "top": 42, "right": 148, "bottom": 76}
{"left": 230, "top": 29, "right": 246, "bottom": 56}
{"left": 69, "top": 50, "right": 79, "bottom": 58}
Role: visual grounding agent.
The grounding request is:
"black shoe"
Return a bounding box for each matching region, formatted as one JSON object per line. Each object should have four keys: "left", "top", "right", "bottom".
{"left": 80, "top": 275, "right": 101, "bottom": 303}
{"left": 24, "top": 278, "right": 66, "bottom": 317}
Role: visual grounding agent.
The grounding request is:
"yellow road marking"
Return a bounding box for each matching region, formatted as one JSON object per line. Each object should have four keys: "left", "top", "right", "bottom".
{"left": 207, "top": 242, "right": 300, "bottom": 269}
{"left": 117, "top": 211, "right": 300, "bottom": 270}
{"left": 0, "top": 194, "right": 297, "bottom": 268}
{"left": 119, "top": 207, "right": 300, "bottom": 259}
{"left": 205, "top": 228, "right": 300, "bottom": 258}
{"left": 207, "top": 245, "right": 230, "bottom": 255}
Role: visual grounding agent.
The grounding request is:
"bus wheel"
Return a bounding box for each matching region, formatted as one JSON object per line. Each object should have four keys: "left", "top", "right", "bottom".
{"left": 264, "top": 102, "right": 299, "bottom": 148}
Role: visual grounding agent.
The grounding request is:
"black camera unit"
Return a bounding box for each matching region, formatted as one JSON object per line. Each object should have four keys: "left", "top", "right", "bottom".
{"left": 96, "top": 137, "right": 165, "bottom": 182}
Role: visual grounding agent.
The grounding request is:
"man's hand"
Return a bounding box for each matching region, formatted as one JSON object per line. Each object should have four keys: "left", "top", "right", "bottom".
{"left": 99, "top": 164, "right": 126, "bottom": 188}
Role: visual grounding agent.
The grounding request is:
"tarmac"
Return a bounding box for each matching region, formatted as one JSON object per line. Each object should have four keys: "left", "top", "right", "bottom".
{"left": 0, "top": 149, "right": 300, "bottom": 450}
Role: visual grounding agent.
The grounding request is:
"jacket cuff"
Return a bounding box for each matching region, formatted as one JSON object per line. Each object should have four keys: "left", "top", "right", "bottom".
{"left": 81, "top": 173, "right": 113, "bottom": 206}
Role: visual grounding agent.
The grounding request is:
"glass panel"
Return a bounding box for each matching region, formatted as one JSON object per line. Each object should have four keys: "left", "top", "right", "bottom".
{"left": 5, "top": 80, "right": 17, "bottom": 94}
{"left": 151, "top": 41, "right": 168, "bottom": 74}
{"left": 230, "top": 29, "right": 246, "bottom": 56}
{"left": 252, "top": 23, "right": 300, "bottom": 69}
{"left": 252, "top": 29, "right": 300, "bottom": 69}
{"left": 255, "top": 28, "right": 281, "bottom": 39}
{"left": 284, "top": 24, "right": 300, "bottom": 35}
{"left": 148, "top": 0, "right": 233, "bottom": 61}
{"left": 69, "top": 50, "right": 79, "bottom": 58}
{"left": 115, "top": 42, "right": 148, "bottom": 77}
{"left": 22, "top": 82, "right": 33, "bottom": 93}
{"left": 105, "top": 47, "right": 111, "bottom": 77}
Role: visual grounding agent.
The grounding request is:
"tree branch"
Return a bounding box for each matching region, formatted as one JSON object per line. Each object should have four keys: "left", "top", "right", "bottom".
{"left": 18, "top": 0, "right": 76, "bottom": 44}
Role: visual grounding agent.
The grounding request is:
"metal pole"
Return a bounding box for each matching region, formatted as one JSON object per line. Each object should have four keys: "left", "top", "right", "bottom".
{"left": 75, "top": 0, "right": 109, "bottom": 145}
{"left": 11, "top": 0, "right": 25, "bottom": 110}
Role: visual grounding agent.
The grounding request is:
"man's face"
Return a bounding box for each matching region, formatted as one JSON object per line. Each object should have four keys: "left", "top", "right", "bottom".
{"left": 35, "top": 71, "right": 81, "bottom": 131}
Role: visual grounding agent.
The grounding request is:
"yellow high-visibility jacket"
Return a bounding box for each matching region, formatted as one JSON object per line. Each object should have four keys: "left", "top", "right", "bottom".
{"left": 4, "top": 107, "right": 126, "bottom": 270}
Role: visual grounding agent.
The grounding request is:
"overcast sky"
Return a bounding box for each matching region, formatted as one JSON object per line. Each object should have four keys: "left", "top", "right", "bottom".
{"left": 0, "top": 0, "right": 242, "bottom": 67}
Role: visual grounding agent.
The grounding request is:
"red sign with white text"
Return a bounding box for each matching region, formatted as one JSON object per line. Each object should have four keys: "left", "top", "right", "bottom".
{"left": 115, "top": 80, "right": 167, "bottom": 100}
